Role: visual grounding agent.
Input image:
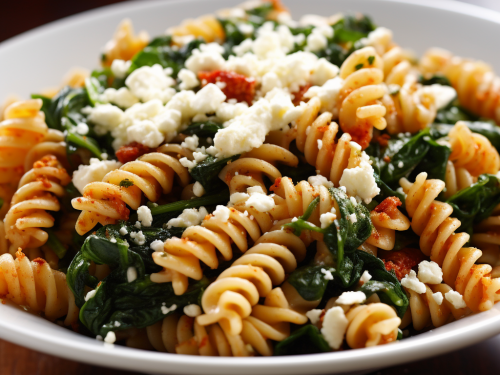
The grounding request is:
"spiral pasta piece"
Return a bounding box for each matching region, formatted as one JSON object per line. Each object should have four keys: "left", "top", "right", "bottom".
{"left": 401, "top": 172, "right": 500, "bottom": 312}
{"left": 218, "top": 144, "right": 298, "bottom": 194}
{"left": 404, "top": 282, "right": 468, "bottom": 331}
{"left": 420, "top": 48, "right": 500, "bottom": 123}
{"left": 4, "top": 156, "right": 71, "bottom": 255}
{"left": 167, "top": 14, "right": 225, "bottom": 44}
{"left": 338, "top": 47, "right": 387, "bottom": 148}
{"left": 472, "top": 204, "right": 500, "bottom": 266}
{"left": 345, "top": 303, "right": 401, "bottom": 349}
{"left": 448, "top": 121, "right": 500, "bottom": 176}
{"left": 72, "top": 151, "right": 191, "bottom": 235}
{"left": 0, "top": 250, "right": 78, "bottom": 325}
{"left": 444, "top": 160, "right": 477, "bottom": 198}
{"left": 102, "top": 19, "right": 149, "bottom": 67}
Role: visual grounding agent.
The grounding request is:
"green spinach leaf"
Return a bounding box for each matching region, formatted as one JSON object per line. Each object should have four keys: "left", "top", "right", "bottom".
{"left": 274, "top": 325, "right": 330, "bottom": 355}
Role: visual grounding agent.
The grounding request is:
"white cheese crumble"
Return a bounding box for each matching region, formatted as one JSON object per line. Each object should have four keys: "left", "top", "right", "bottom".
{"left": 114, "top": 321, "right": 121, "bottom": 327}
{"left": 119, "top": 227, "right": 128, "bottom": 236}
{"left": 127, "top": 267, "right": 137, "bottom": 283}
{"left": 306, "top": 309, "right": 323, "bottom": 325}
{"left": 130, "top": 231, "right": 146, "bottom": 245}
{"left": 306, "top": 28, "right": 328, "bottom": 52}
{"left": 72, "top": 158, "right": 122, "bottom": 194}
{"left": 125, "top": 64, "right": 176, "bottom": 103}
{"left": 230, "top": 192, "right": 250, "bottom": 205}
{"left": 317, "top": 139, "right": 323, "bottom": 150}
{"left": 321, "top": 268, "right": 334, "bottom": 280}
{"left": 137, "top": 206, "right": 153, "bottom": 227}
{"left": 127, "top": 119, "right": 165, "bottom": 148}
{"left": 111, "top": 59, "right": 132, "bottom": 79}
{"left": 336, "top": 291, "right": 366, "bottom": 305}
{"left": 212, "top": 205, "right": 231, "bottom": 222}
{"left": 134, "top": 221, "right": 141, "bottom": 229}
{"left": 398, "top": 161, "right": 404, "bottom": 168}
{"left": 214, "top": 88, "right": 305, "bottom": 157}
{"left": 339, "top": 151, "right": 380, "bottom": 204}
{"left": 320, "top": 209, "right": 337, "bottom": 229}
{"left": 417, "top": 260, "right": 443, "bottom": 284}
{"left": 445, "top": 290, "right": 467, "bottom": 309}
{"left": 401, "top": 270, "right": 426, "bottom": 294}
{"left": 190, "top": 83, "right": 226, "bottom": 114}
{"left": 101, "top": 87, "right": 139, "bottom": 109}
{"left": 304, "top": 76, "right": 344, "bottom": 115}
{"left": 432, "top": 292, "right": 444, "bottom": 306}
{"left": 181, "top": 135, "right": 199, "bottom": 151}
{"left": 245, "top": 187, "right": 275, "bottom": 212}
{"left": 347, "top": 213, "right": 357, "bottom": 223}
{"left": 321, "top": 306, "right": 348, "bottom": 350}
{"left": 308, "top": 175, "right": 334, "bottom": 188}
{"left": 104, "top": 331, "right": 116, "bottom": 344}
{"left": 178, "top": 68, "right": 200, "bottom": 90}
{"left": 167, "top": 207, "right": 208, "bottom": 228}
{"left": 85, "top": 290, "right": 97, "bottom": 302}
{"left": 75, "top": 122, "right": 89, "bottom": 135}
{"left": 193, "top": 181, "right": 206, "bottom": 197}
{"left": 360, "top": 270, "right": 372, "bottom": 284}
{"left": 161, "top": 303, "right": 177, "bottom": 315}
{"left": 183, "top": 304, "right": 202, "bottom": 317}
{"left": 311, "top": 58, "right": 339, "bottom": 86}
{"left": 150, "top": 239, "right": 164, "bottom": 252}
{"left": 185, "top": 43, "right": 226, "bottom": 73}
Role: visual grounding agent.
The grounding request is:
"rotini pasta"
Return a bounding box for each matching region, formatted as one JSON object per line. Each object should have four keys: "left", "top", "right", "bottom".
{"left": 167, "top": 14, "right": 225, "bottom": 44}
{"left": 102, "top": 19, "right": 149, "bottom": 67}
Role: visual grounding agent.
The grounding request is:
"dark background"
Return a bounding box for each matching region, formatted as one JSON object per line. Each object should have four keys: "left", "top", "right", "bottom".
{"left": 1, "top": 0, "right": 499, "bottom": 374}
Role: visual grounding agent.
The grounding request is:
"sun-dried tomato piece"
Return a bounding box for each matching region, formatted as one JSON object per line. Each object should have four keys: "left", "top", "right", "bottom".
{"left": 374, "top": 197, "right": 402, "bottom": 219}
{"left": 198, "top": 70, "right": 256, "bottom": 105}
{"left": 380, "top": 248, "right": 425, "bottom": 281}
{"left": 115, "top": 142, "right": 153, "bottom": 164}
{"left": 292, "top": 83, "right": 311, "bottom": 106}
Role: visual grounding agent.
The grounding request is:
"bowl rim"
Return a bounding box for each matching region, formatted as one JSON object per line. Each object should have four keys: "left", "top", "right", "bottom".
{"left": 2, "top": 0, "right": 500, "bottom": 373}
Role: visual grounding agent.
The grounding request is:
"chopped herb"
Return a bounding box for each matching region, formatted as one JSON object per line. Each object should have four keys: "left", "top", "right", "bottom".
{"left": 355, "top": 63, "right": 364, "bottom": 70}
{"left": 367, "top": 55, "right": 375, "bottom": 65}
{"left": 119, "top": 179, "right": 134, "bottom": 188}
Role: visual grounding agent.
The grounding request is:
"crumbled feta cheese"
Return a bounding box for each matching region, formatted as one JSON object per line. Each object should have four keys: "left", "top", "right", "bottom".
{"left": 185, "top": 45, "right": 226, "bottom": 73}
{"left": 306, "top": 28, "right": 328, "bottom": 52}
{"left": 214, "top": 88, "right": 305, "bottom": 157}
{"left": 445, "top": 290, "right": 467, "bottom": 309}
{"left": 167, "top": 207, "right": 208, "bottom": 228}
{"left": 101, "top": 87, "right": 139, "bottom": 108}
{"left": 212, "top": 205, "right": 231, "bottom": 222}
{"left": 127, "top": 120, "right": 165, "bottom": 148}
{"left": 192, "top": 151, "right": 208, "bottom": 163}
{"left": 336, "top": 291, "right": 366, "bottom": 305}
{"left": 193, "top": 181, "right": 205, "bottom": 197}
{"left": 339, "top": 151, "right": 380, "bottom": 204}
{"left": 304, "top": 76, "right": 344, "bottom": 116}
{"left": 398, "top": 161, "right": 404, "bottom": 168}
{"left": 401, "top": 270, "right": 426, "bottom": 294}
{"left": 245, "top": 188, "right": 275, "bottom": 212}
{"left": 432, "top": 292, "right": 444, "bottom": 306}
{"left": 306, "top": 309, "right": 323, "bottom": 325}
{"left": 111, "top": 59, "right": 132, "bottom": 79}
{"left": 317, "top": 139, "right": 323, "bottom": 150}
{"left": 183, "top": 304, "right": 202, "bottom": 317}
{"left": 308, "top": 174, "right": 334, "bottom": 188}
{"left": 350, "top": 197, "right": 358, "bottom": 206}
{"left": 321, "top": 268, "right": 334, "bottom": 280}
{"left": 321, "top": 306, "right": 348, "bottom": 350}
{"left": 119, "top": 226, "right": 128, "bottom": 236}
{"left": 348, "top": 213, "right": 357, "bottom": 223}
{"left": 127, "top": 266, "right": 137, "bottom": 283}
{"left": 125, "top": 64, "right": 176, "bottom": 103}
{"left": 161, "top": 304, "right": 177, "bottom": 315}
{"left": 238, "top": 23, "right": 254, "bottom": 35}
{"left": 181, "top": 135, "right": 199, "bottom": 151}
{"left": 110, "top": 237, "right": 117, "bottom": 243}
{"left": 179, "top": 157, "right": 197, "bottom": 170}
{"left": 291, "top": 217, "right": 298, "bottom": 222}
{"left": 360, "top": 270, "right": 372, "bottom": 284}
{"left": 130, "top": 231, "right": 146, "bottom": 245}
{"left": 75, "top": 122, "right": 89, "bottom": 135}
{"left": 104, "top": 331, "right": 116, "bottom": 344}
{"left": 417, "top": 261, "right": 443, "bottom": 284}
{"left": 320, "top": 212, "right": 336, "bottom": 229}
{"left": 72, "top": 158, "right": 122, "bottom": 194}
{"left": 311, "top": 58, "right": 339, "bottom": 86}
{"left": 190, "top": 83, "right": 226, "bottom": 114}
{"left": 230, "top": 192, "right": 250, "bottom": 205}
{"left": 86, "top": 104, "right": 125, "bottom": 132}
{"left": 178, "top": 68, "right": 200, "bottom": 90}
{"left": 137, "top": 206, "right": 153, "bottom": 227}
{"left": 114, "top": 321, "right": 121, "bottom": 327}
{"left": 134, "top": 221, "right": 141, "bottom": 229}
{"left": 85, "top": 290, "right": 97, "bottom": 302}
{"left": 216, "top": 102, "right": 249, "bottom": 122}
{"left": 150, "top": 239, "right": 164, "bottom": 252}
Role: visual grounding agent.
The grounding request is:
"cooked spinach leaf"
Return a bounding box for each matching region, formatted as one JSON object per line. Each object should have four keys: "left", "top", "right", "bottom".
{"left": 190, "top": 154, "right": 240, "bottom": 193}
{"left": 274, "top": 325, "right": 330, "bottom": 355}
{"left": 418, "top": 74, "right": 451, "bottom": 86}
{"left": 181, "top": 121, "right": 223, "bottom": 138}
{"left": 287, "top": 265, "right": 335, "bottom": 302}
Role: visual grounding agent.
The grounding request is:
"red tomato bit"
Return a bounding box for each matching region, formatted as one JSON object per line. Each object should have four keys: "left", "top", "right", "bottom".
{"left": 115, "top": 142, "right": 153, "bottom": 164}
{"left": 198, "top": 70, "right": 256, "bottom": 105}
{"left": 380, "top": 248, "right": 425, "bottom": 281}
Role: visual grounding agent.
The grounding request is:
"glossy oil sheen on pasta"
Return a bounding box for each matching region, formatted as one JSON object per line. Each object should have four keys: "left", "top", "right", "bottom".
{"left": 1, "top": 0, "right": 500, "bottom": 357}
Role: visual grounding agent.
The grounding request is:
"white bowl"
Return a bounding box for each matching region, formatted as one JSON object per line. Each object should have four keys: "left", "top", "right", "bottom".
{"left": 1, "top": 0, "right": 500, "bottom": 373}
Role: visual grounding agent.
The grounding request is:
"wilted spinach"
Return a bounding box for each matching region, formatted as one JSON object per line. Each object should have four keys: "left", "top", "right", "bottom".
{"left": 274, "top": 325, "right": 330, "bottom": 356}
{"left": 190, "top": 154, "right": 240, "bottom": 193}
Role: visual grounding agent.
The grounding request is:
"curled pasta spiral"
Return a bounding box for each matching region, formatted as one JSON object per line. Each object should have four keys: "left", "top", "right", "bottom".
{"left": 4, "top": 156, "right": 71, "bottom": 255}
{"left": 338, "top": 47, "right": 387, "bottom": 148}
{"left": 72, "top": 150, "right": 191, "bottom": 235}
{"left": 102, "top": 19, "right": 149, "bottom": 67}
{"left": 345, "top": 303, "right": 400, "bottom": 349}
{"left": 444, "top": 160, "right": 476, "bottom": 198}
{"left": 420, "top": 48, "right": 500, "bottom": 123}
{"left": 404, "top": 282, "right": 467, "bottom": 331}
{"left": 472, "top": 204, "right": 500, "bottom": 266}
{"left": 0, "top": 250, "right": 78, "bottom": 325}
{"left": 218, "top": 144, "right": 298, "bottom": 194}
{"left": 448, "top": 121, "right": 500, "bottom": 176}
{"left": 196, "top": 240, "right": 308, "bottom": 336}
{"left": 401, "top": 172, "right": 500, "bottom": 312}
{"left": 167, "top": 14, "right": 225, "bottom": 44}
